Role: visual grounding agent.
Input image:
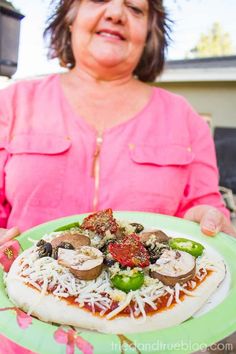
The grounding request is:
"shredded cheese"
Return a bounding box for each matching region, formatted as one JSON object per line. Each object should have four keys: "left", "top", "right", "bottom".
{"left": 106, "top": 292, "right": 133, "bottom": 320}
{"left": 14, "top": 240, "right": 219, "bottom": 320}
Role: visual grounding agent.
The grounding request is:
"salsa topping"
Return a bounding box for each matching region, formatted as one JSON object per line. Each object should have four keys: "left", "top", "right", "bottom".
{"left": 81, "top": 208, "right": 118, "bottom": 235}
{"left": 108, "top": 234, "right": 150, "bottom": 268}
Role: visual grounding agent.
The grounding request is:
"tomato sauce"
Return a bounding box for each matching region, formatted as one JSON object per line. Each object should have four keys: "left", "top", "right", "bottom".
{"left": 25, "top": 269, "right": 211, "bottom": 319}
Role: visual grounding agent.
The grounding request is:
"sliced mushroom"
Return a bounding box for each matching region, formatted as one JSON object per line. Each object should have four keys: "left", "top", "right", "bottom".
{"left": 57, "top": 246, "right": 104, "bottom": 280}
{"left": 51, "top": 231, "right": 90, "bottom": 250}
{"left": 140, "top": 230, "right": 170, "bottom": 244}
{"left": 149, "top": 249, "right": 196, "bottom": 286}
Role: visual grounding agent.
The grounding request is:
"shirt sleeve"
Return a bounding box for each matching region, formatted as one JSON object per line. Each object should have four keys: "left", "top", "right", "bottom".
{"left": 0, "top": 86, "right": 13, "bottom": 228}
{"left": 175, "top": 103, "right": 230, "bottom": 220}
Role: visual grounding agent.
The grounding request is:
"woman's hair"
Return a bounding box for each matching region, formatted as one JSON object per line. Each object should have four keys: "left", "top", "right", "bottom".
{"left": 44, "top": 0, "right": 171, "bottom": 82}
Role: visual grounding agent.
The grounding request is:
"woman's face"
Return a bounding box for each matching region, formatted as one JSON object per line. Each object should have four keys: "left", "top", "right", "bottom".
{"left": 70, "top": 0, "right": 149, "bottom": 77}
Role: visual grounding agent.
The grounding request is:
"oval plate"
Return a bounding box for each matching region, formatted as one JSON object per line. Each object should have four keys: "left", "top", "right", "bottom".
{"left": 1, "top": 212, "right": 236, "bottom": 354}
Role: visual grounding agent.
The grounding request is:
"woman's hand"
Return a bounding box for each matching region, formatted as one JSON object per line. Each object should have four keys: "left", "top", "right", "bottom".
{"left": 184, "top": 205, "right": 236, "bottom": 237}
{"left": 0, "top": 227, "right": 20, "bottom": 248}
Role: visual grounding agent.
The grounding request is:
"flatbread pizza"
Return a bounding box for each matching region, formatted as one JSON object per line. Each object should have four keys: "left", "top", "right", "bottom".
{"left": 5, "top": 209, "right": 226, "bottom": 334}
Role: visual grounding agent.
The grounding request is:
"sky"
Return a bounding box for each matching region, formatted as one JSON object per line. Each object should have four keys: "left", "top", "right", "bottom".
{"left": 10, "top": 0, "right": 236, "bottom": 79}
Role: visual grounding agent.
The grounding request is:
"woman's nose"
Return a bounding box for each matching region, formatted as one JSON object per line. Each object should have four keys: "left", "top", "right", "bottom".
{"left": 104, "top": 0, "right": 126, "bottom": 24}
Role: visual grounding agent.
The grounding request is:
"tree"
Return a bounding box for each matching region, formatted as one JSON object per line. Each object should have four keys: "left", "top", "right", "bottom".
{"left": 188, "top": 22, "right": 234, "bottom": 58}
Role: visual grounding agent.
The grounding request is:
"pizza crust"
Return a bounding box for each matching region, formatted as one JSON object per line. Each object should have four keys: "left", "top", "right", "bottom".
{"left": 6, "top": 249, "right": 226, "bottom": 334}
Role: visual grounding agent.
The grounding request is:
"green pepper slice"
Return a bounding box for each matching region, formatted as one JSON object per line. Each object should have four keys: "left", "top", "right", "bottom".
{"left": 169, "top": 237, "right": 204, "bottom": 257}
{"left": 54, "top": 222, "right": 80, "bottom": 232}
{"left": 111, "top": 271, "right": 144, "bottom": 293}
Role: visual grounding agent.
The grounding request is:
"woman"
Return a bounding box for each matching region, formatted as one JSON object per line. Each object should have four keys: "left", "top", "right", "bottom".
{"left": 0, "top": 0, "right": 235, "bottom": 244}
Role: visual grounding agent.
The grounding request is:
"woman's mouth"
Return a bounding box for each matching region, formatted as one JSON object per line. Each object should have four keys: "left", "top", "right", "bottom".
{"left": 96, "top": 30, "right": 125, "bottom": 41}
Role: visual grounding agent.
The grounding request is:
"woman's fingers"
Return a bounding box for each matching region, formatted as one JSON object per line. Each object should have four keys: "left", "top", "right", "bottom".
{"left": 221, "top": 223, "right": 236, "bottom": 237}
{"left": 200, "top": 208, "right": 224, "bottom": 236}
{"left": 184, "top": 205, "right": 236, "bottom": 237}
{"left": 0, "top": 227, "right": 21, "bottom": 246}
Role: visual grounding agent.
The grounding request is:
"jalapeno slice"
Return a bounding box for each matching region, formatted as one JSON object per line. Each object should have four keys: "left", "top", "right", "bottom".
{"left": 111, "top": 271, "right": 144, "bottom": 293}
{"left": 54, "top": 222, "right": 80, "bottom": 232}
{"left": 169, "top": 238, "right": 204, "bottom": 257}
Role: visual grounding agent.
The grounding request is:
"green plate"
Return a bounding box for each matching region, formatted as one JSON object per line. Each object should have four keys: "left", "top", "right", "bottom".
{"left": 1, "top": 212, "right": 236, "bottom": 354}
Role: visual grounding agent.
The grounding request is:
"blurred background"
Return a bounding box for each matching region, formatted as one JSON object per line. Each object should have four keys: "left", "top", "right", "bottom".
{"left": 6, "top": 0, "right": 236, "bottom": 78}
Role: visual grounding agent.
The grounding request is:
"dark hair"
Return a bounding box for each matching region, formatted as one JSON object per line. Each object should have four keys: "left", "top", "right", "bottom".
{"left": 44, "top": 0, "right": 171, "bottom": 82}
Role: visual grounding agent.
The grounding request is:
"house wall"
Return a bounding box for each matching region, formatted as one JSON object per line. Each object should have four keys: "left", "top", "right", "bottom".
{"left": 155, "top": 81, "right": 236, "bottom": 129}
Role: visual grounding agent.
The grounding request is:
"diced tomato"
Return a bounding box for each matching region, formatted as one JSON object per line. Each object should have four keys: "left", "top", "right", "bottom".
{"left": 108, "top": 234, "right": 150, "bottom": 268}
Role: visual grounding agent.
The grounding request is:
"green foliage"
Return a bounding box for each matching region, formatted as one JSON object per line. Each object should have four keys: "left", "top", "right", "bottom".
{"left": 188, "top": 22, "right": 234, "bottom": 58}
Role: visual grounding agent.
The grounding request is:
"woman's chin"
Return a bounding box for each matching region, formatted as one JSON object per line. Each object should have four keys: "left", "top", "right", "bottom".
{"left": 90, "top": 49, "right": 130, "bottom": 68}
{"left": 96, "top": 59, "right": 123, "bottom": 68}
{"left": 92, "top": 54, "right": 125, "bottom": 67}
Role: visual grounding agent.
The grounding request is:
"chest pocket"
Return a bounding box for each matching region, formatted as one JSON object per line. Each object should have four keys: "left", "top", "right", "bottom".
{"left": 6, "top": 134, "right": 71, "bottom": 154}
{"left": 128, "top": 144, "right": 194, "bottom": 214}
{"left": 5, "top": 134, "right": 71, "bottom": 208}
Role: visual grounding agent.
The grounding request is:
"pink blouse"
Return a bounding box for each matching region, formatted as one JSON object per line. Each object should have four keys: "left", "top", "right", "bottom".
{"left": 0, "top": 74, "right": 228, "bottom": 231}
